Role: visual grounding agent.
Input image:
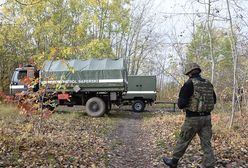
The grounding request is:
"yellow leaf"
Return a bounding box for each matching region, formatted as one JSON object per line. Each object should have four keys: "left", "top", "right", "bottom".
{"left": 23, "top": 123, "right": 33, "bottom": 132}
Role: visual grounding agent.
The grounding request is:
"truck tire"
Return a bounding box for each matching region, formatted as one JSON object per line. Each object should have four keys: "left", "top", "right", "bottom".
{"left": 132, "top": 100, "right": 145, "bottom": 112}
{"left": 86, "top": 97, "right": 106, "bottom": 117}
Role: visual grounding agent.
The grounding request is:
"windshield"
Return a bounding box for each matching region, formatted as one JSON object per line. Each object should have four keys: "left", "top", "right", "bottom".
{"left": 11, "top": 70, "right": 27, "bottom": 83}
{"left": 17, "top": 70, "right": 27, "bottom": 80}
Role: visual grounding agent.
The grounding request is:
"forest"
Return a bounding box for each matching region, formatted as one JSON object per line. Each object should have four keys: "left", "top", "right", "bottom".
{"left": 0, "top": 0, "right": 247, "bottom": 167}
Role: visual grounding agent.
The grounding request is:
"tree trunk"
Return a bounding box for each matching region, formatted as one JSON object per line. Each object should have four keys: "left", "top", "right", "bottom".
{"left": 207, "top": 0, "right": 215, "bottom": 85}
{"left": 226, "top": 0, "right": 238, "bottom": 128}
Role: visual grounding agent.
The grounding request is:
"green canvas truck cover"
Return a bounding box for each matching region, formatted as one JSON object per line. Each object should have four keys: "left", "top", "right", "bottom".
{"left": 41, "top": 58, "right": 127, "bottom": 92}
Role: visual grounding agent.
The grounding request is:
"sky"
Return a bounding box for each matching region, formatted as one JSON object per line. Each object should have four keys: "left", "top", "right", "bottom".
{"left": 157, "top": 0, "right": 248, "bottom": 37}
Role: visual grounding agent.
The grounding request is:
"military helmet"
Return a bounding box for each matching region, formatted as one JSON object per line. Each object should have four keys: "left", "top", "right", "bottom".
{"left": 184, "top": 63, "right": 201, "bottom": 75}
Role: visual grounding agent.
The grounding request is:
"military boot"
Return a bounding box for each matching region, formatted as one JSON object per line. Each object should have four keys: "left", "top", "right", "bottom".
{"left": 162, "top": 157, "right": 178, "bottom": 168}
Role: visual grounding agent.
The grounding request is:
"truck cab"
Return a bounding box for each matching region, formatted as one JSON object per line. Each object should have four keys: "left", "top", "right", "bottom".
{"left": 9, "top": 65, "right": 36, "bottom": 95}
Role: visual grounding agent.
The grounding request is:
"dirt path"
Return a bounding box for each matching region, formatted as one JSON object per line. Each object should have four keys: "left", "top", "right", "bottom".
{"left": 107, "top": 111, "right": 159, "bottom": 168}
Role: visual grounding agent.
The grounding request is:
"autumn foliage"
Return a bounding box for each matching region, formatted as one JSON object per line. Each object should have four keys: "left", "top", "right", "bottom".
{"left": 0, "top": 74, "right": 54, "bottom": 119}
{"left": 0, "top": 92, "right": 15, "bottom": 104}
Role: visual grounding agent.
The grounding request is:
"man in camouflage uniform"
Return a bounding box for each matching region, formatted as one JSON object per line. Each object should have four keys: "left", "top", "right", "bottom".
{"left": 163, "top": 63, "right": 216, "bottom": 168}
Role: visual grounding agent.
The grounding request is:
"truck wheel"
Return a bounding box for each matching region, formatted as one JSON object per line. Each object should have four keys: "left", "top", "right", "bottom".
{"left": 86, "top": 97, "right": 106, "bottom": 117}
{"left": 132, "top": 100, "right": 145, "bottom": 112}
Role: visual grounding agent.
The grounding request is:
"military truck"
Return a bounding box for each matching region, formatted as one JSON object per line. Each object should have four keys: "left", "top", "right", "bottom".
{"left": 10, "top": 58, "right": 128, "bottom": 117}
{"left": 122, "top": 75, "right": 156, "bottom": 112}
{"left": 9, "top": 58, "right": 157, "bottom": 116}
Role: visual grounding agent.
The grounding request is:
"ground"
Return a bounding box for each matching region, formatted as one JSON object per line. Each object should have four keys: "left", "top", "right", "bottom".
{"left": 107, "top": 111, "right": 157, "bottom": 168}
{"left": 0, "top": 103, "right": 248, "bottom": 168}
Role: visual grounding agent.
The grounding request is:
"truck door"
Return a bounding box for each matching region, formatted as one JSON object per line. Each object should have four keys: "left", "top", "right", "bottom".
{"left": 9, "top": 69, "right": 28, "bottom": 95}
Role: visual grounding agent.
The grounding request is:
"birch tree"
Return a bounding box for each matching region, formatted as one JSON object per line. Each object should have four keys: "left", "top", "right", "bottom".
{"left": 206, "top": 0, "right": 215, "bottom": 84}
{"left": 226, "top": 0, "right": 238, "bottom": 128}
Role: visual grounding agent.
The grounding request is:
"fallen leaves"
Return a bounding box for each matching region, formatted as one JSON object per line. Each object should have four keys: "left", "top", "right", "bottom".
{"left": 0, "top": 105, "right": 118, "bottom": 167}
{"left": 0, "top": 92, "right": 15, "bottom": 104}
{"left": 142, "top": 111, "right": 248, "bottom": 167}
{"left": 1, "top": 104, "right": 248, "bottom": 167}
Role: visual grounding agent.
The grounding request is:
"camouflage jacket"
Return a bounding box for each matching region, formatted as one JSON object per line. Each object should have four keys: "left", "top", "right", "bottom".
{"left": 177, "top": 74, "right": 216, "bottom": 112}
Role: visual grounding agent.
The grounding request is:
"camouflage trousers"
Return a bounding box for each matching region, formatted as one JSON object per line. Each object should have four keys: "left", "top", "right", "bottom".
{"left": 172, "top": 115, "right": 215, "bottom": 168}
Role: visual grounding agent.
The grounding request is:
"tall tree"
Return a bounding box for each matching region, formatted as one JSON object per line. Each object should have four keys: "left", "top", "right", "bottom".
{"left": 206, "top": 0, "right": 215, "bottom": 84}
{"left": 226, "top": 0, "right": 238, "bottom": 128}
{"left": 186, "top": 25, "right": 232, "bottom": 93}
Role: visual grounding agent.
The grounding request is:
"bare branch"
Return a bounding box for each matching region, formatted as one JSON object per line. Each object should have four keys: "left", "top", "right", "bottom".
{"left": 15, "top": 0, "right": 42, "bottom": 6}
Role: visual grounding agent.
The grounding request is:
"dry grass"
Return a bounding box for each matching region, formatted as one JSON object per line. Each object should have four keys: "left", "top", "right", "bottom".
{"left": 0, "top": 104, "right": 119, "bottom": 167}
{"left": 1, "top": 103, "right": 247, "bottom": 167}
{"left": 142, "top": 111, "right": 248, "bottom": 167}
{"left": 0, "top": 103, "right": 19, "bottom": 118}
